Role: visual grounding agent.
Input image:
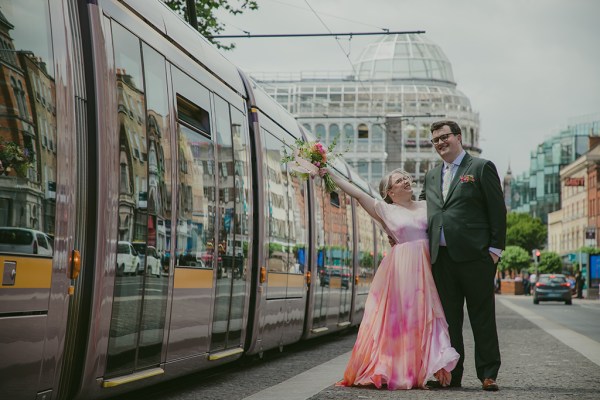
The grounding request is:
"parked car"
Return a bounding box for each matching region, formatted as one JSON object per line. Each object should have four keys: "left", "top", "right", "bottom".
{"left": 533, "top": 274, "right": 572, "bottom": 305}
{"left": 117, "top": 241, "right": 140, "bottom": 276}
{"left": 320, "top": 266, "right": 351, "bottom": 289}
{"left": 131, "top": 242, "right": 146, "bottom": 274}
{"left": 0, "top": 227, "right": 53, "bottom": 256}
{"left": 145, "top": 246, "right": 162, "bottom": 277}
{"left": 131, "top": 242, "right": 161, "bottom": 277}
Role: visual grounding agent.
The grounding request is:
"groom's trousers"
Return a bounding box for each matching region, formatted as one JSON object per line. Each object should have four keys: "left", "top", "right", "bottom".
{"left": 432, "top": 247, "right": 501, "bottom": 384}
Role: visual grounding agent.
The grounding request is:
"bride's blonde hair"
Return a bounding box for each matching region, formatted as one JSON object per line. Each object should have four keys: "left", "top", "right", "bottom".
{"left": 379, "top": 168, "right": 412, "bottom": 204}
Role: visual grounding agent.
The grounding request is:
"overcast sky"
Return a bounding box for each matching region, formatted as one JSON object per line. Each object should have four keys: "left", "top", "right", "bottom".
{"left": 214, "top": 0, "right": 600, "bottom": 178}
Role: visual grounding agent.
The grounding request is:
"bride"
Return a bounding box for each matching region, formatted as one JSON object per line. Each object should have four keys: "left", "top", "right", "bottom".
{"left": 325, "top": 167, "right": 459, "bottom": 390}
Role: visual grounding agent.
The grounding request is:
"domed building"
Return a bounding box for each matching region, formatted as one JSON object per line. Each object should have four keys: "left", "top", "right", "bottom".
{"left": 251, "top": 33, "right": 481, "bottom": 191}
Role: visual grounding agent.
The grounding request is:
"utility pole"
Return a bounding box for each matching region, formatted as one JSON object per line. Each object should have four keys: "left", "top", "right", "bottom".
{"left": 384, "top": 113, "right": 446, "bottom": 172}
{"left": 186, "top": 0, "right": 198, "bottom": 30}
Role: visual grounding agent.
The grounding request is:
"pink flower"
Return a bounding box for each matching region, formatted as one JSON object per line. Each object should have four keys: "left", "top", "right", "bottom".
{"left": 460, "top": 175, "right": 475, "bottom": 183}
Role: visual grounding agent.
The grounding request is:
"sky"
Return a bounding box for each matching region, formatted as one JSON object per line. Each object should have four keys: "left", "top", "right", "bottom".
{"left": 214, "top": 0, "right": 600, "bottom": 178}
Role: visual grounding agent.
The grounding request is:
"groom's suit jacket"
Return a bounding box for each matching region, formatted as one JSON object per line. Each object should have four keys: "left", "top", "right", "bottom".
{"left": 419, "top": 153, "right": 506, "bottom": 264}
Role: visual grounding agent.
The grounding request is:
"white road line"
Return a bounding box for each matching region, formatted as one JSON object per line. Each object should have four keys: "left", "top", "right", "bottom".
{"left": 242, "top": 351, "right": 351, "bottom": 400}
{"left": 497, "top": 297, "right": 600, "bottom": 367}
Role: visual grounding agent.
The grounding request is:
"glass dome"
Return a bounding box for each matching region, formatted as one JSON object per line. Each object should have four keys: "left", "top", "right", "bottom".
{"left": 354, "top": 34, "right": 455, "bottom": 82}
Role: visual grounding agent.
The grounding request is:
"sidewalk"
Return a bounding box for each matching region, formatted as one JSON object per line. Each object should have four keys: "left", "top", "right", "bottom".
{"left": 304, "top": 297, "right": 600, "bottom": 399}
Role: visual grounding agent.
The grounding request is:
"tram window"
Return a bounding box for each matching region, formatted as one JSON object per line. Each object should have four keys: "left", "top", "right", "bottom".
{"left": 177, "top": 94, "right": 210, "bottom": 137}
{"left": 173, "top": 72, "right": 215, "bottom": 270}
{"left": 0, "top": 0, "right": 54, "bottom": 240}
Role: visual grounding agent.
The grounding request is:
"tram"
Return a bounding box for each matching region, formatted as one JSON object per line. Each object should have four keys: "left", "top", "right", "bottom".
{"left": 0, "top": 1, "right": 389, "bottom": 399}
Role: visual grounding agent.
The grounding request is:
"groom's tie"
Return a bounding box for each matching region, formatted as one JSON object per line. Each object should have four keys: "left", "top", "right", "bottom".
{"left": 442, "top": 163, "right": 453, "bottom": 201}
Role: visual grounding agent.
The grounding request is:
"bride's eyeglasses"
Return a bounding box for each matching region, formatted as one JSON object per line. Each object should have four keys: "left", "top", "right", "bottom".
{"left": 394, "top": 176, "right": 412, "bottom": 185}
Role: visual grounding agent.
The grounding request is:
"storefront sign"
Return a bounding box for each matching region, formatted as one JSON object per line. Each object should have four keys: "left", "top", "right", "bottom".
{"left": 565, "top": 177, "right": 585, "bottom": 186}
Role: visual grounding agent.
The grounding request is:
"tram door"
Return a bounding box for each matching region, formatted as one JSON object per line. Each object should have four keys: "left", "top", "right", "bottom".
{"left": 0, "top": 2, "right": 74, "bottom": 399}
{"left": 209, "top": 97, "right": 251, "bottom": 354}
{"left": 167, "top": 68, "right": 216, "bottom": 360}
{"left": 103, "top": 23, "right": 170, "bottom": 379}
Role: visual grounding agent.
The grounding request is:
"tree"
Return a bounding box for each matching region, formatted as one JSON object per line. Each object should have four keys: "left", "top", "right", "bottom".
{"left": 537, "top": 251, "right": 562, "bottom": 274}
{"left": 506, "top": 212, "right": 547, "bottom": 253}
{"left": 497, "top": 246, "right": 530, "bottom": 276}
{"left": 360, "top": 252, "right": 373, "bottom": 269}
{"left": 579, "top": 246, "right": 600, "bottom": 255}
{"left": 163, "top": 0, "right": 258, "bottom": 50}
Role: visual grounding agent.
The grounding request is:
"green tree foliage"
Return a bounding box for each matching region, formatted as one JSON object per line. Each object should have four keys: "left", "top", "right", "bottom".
{"left": 506, "top": 212, "right": 547, "bottom": 253}
{"left": 360, "top": 252, "right": 373, "bottom": 269}
{"left": 579, "top": 246, "right": 600, "bottom": 255}
{"left": 537, "top": 251, "right": 562, "bottom": 274}
{"left": 498, "top": 245, "right": 530, "bottom": 275}
{"left": 163, "top": 0, "right": 258, "bottom": 50}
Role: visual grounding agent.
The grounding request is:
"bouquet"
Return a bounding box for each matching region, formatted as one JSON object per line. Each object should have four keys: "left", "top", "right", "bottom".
{"left": 281, "top": 137, "right": 344, "bottom": 193}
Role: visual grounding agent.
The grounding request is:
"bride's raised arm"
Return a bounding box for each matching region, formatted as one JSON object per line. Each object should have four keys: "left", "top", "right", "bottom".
{"left": 324, "top": 169, "right": 384, "bottom": 226}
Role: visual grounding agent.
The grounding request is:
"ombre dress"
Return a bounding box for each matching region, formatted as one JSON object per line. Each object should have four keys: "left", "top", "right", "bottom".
{"left": 339, "top": 200, "right": 459, "bottom": 390}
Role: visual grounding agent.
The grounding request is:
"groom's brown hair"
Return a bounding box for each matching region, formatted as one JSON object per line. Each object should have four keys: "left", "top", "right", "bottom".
{"left": 430, "top": 120, "right": 462, "bottom": 135}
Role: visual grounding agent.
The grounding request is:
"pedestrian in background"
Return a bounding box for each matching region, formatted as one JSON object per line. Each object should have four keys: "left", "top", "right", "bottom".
{"left": 523, "top": 273, "right": 531, "bottom": 296}
{"left": 575, "top": 271, "right": 584, "bottom": 299}
{"left": 529, "top": 273, "right": 537, "bottom": 295}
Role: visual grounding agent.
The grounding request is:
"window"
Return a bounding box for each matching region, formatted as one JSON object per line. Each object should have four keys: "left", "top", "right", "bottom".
{"left": 177, "top": 94, "right": 210, "bottom": 137}
{"left": 315, "top": 124, "right": 326, "bottom": 141}
{"left": 343, "top": 124, "right": 354, "bottom": 148}
{"left": 358, "top": 123, "right": 369, "bottom": 139}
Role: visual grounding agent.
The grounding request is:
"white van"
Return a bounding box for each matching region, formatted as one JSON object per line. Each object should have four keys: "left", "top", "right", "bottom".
{"left": 0, "top": 227, "right": 53, "bottom": 256}
{"left": 117, "top": 241, "right": 140, "bottom": 276}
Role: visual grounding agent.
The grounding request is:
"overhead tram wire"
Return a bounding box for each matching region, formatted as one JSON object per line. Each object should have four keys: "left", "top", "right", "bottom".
{"left": 264, "top": 0, "right": 390, "bottom": 30}
{"left": 208, "top": 30, "right": 425, "bottom": 39}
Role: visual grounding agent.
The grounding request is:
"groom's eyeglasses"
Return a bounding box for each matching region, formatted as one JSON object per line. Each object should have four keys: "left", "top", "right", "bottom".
{"left": 430, "top": 133, "right": 455, "bottom": 145}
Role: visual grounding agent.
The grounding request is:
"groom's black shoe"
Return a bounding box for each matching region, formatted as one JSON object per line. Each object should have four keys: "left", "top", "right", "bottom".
{"left": 426, "top": 380, "right": 461, "bottom": 389}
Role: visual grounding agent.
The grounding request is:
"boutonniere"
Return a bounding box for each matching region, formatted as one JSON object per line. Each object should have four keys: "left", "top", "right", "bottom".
{"left": 460, "top": 174, "right": 475, "bottom": 183}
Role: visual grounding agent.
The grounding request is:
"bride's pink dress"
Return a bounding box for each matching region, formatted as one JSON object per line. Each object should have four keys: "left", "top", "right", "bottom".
{"left": 339, "top": 200, "right": 459, "bottom": 390}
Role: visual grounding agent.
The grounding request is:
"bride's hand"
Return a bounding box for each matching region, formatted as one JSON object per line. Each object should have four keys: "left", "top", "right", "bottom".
{"left": 311, "top": 167, "right": 328, "bottom": 178}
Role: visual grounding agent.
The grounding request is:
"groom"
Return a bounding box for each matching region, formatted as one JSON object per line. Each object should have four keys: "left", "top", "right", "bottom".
{"left": 420, "top": 120, "right": 506, "bottom": 391}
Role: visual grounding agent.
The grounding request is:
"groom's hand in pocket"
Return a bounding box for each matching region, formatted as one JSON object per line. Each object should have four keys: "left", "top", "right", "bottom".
{"left": 489, "top": 252, "right": 500, "bottom": 264}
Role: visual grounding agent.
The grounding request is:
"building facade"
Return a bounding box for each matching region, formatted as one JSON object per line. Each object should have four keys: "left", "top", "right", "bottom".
{"left": 547, "top": 152, "right": 593, "bottom": 255}
{"left": 510, "top": 113, "right": 600, "bottom": 225}
{"left": 251, "top": 34, "right": 481, "bottom": 191}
